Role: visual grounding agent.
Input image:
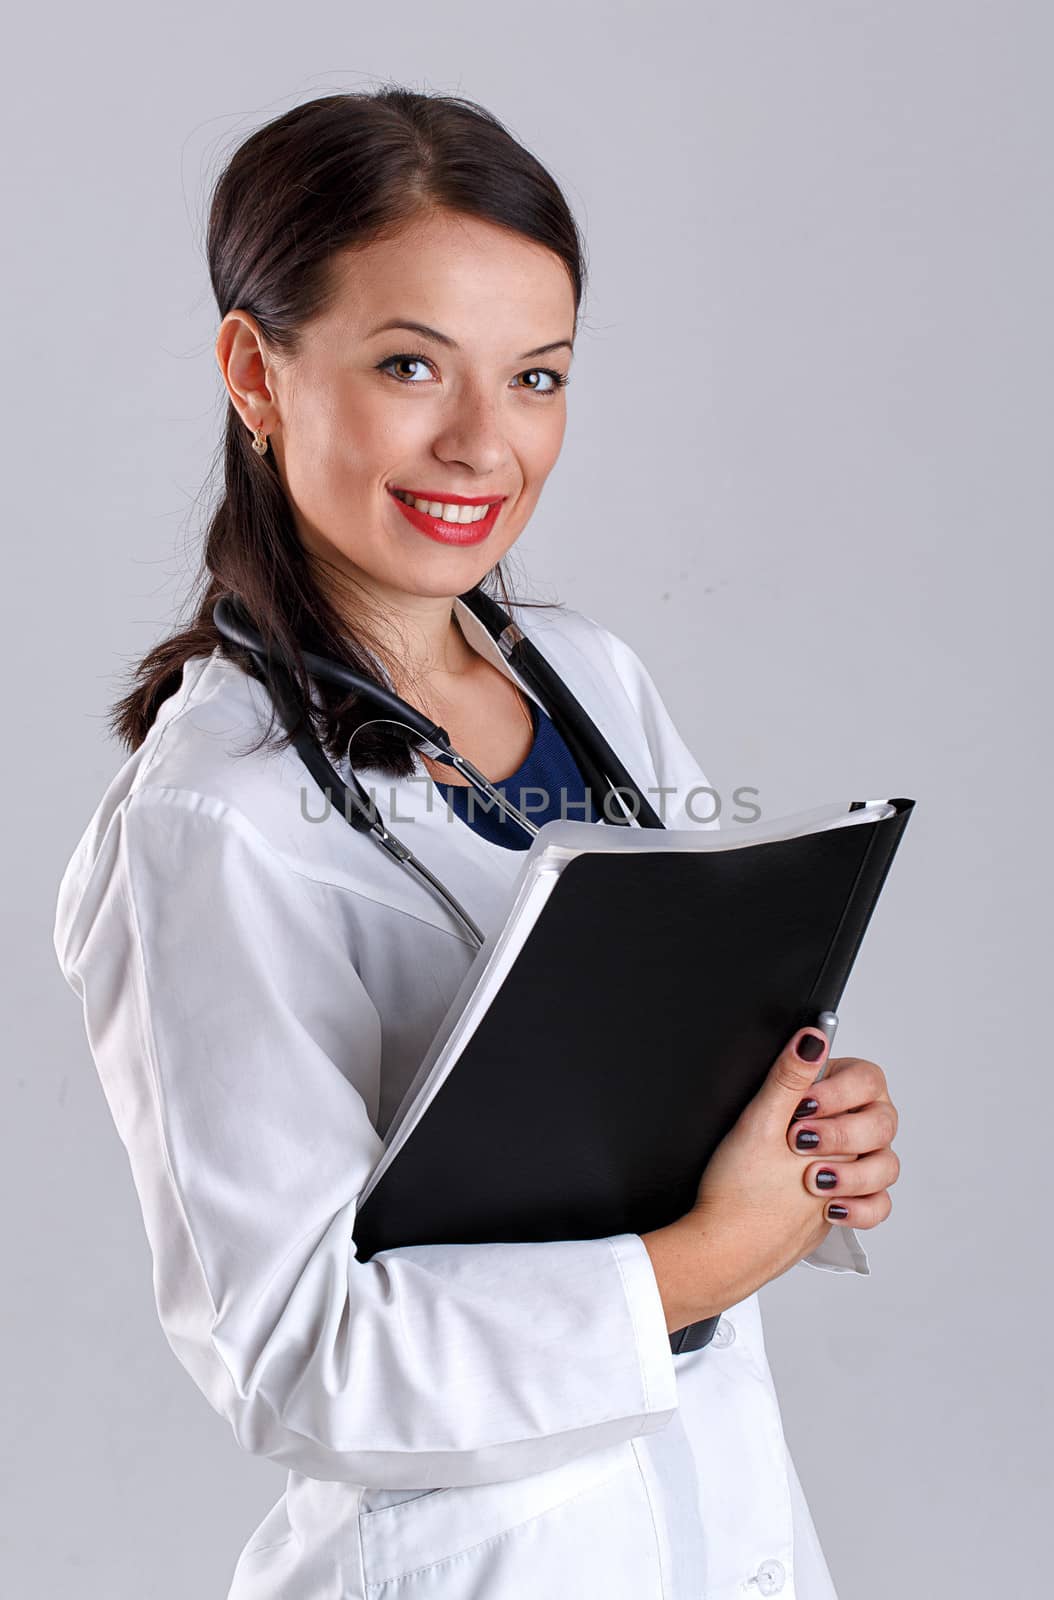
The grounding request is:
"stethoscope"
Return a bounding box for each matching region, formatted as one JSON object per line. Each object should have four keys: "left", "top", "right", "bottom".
{"left": 212, "top": 589, "right": 665, "bottom": 949}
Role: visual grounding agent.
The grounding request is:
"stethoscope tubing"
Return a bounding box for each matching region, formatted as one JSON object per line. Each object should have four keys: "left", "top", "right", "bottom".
{"left": 212, "top": 591, "right": 664, "bottom": 947}
{"left": 214, "top": 596, "right": 543, "bottom": 830}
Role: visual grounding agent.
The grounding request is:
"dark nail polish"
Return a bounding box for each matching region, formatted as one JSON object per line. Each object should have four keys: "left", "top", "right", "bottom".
{"left": 796, "top": 1032, "right": 825, "bottom": 1062}
{"left": 795, "top": 1128, "right": 820, "bottom": 1150}
{"left": 816, "top": 1169, "right": 838, "bottom": 1189}
{"left": 792, "top": 1098, "right": 819, "bottom": 1121}
{"left": 827, "top": 1204, "right": 849, "bottom": 1219}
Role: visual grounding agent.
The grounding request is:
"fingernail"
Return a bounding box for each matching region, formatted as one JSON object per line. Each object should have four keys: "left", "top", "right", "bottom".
{"left": 796, "top": 1031, "right": 826, "bottom": 1062}
{"left": 792, "top": 1098, "right": 819, "bottom": 1121}
{"left": 816, "top": 1169, "right": 838, "bottom": 1189}
{"left": 795, "top": 1128, "right": 820, "bottom": 1149}
{"left": 827, "top": 1204, "right": 849, "bottom": 1219}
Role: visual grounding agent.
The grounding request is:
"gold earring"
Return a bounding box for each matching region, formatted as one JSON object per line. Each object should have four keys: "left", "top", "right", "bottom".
{"left": 251, "top": 425, "right": 269, "bottom": 456}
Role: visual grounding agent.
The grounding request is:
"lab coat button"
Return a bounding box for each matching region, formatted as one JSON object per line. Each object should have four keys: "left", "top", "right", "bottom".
{"left": 751, "top": 1558, "right": 786, "bottom": 1594}
{"left": 712, "top": 1317, "right": 736, "bottom": 1347}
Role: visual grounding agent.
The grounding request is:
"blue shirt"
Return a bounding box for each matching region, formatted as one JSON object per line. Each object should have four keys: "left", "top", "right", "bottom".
{"left": 431, "top": 697, "right": 605, "bottom": 850}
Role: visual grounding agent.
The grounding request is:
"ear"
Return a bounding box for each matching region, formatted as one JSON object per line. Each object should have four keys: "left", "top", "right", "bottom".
{"left": 215, "top": 310, "right": 278, "bottom": 431}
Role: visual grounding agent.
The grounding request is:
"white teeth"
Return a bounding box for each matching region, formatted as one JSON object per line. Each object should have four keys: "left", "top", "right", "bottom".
{"left": 393, "top": 489, "right": 492, "bottom": 524}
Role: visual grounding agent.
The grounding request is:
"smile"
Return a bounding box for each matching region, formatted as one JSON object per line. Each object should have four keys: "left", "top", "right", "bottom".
{"left": 387, "top": 487, "right": 505, "bottom": 547}
{"left": 391, "top": 488, "right": 500, "bottom": 523}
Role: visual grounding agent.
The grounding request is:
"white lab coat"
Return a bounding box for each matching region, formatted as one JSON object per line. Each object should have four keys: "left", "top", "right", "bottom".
{"left": 53, "top": 596, "right": 867, "bottom": 1600}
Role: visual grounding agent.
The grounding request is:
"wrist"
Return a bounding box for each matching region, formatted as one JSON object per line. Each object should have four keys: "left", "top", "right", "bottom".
{"left": 640, "top": 1217, "right": 726, "bottom": 1332}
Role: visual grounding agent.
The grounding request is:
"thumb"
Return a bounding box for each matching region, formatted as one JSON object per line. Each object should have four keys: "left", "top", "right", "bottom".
{"left": 756, "top": 1026, "right": 830, "bottom": 1122}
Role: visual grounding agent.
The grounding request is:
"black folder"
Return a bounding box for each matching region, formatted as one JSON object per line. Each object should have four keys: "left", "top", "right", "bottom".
{"left": 353, "top": 795, "right": 915, "bottom": 1355}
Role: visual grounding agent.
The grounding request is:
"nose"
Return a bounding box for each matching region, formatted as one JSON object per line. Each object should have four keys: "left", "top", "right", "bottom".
{"left": 430, "top": 380, "right": 510, "bottom": 478}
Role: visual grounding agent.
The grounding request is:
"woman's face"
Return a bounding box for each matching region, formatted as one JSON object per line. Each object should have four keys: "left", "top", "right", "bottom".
{"left": 218, "top": 207, "right": 576, "bottom": 613}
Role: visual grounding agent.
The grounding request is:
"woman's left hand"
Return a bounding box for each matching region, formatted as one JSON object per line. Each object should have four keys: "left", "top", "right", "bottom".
{"left": 786, "top": 1056, "right": 900, "bottom": 1228}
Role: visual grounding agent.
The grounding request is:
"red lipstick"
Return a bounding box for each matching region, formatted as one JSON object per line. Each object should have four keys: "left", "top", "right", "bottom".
{"left": 387, "top": 487, "right": 504, "bottom": 547}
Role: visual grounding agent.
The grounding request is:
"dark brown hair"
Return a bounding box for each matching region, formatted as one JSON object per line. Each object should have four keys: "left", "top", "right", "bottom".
{"left": 108, "top": 86, "right": 588, "bottom": 778}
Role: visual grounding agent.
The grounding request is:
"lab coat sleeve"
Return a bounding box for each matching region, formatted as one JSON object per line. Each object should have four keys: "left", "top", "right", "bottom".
{"left": 53, "top": 787, "right": 680, "bottom": 1489}
{"left": 588, "top": 619, "right": 870, "bottom": 1278}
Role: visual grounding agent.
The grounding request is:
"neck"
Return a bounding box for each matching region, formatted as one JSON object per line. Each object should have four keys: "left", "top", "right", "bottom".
{"left": 297, "top": 518, "right": 483, "bottom": 692}
{"left": 337, "top": 583, "right": 477, "bottom": 697}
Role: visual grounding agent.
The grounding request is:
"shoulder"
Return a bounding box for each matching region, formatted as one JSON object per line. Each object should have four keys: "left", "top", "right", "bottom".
{"left": 79, "top": 648, "right": 308, "bottom": 850}
{"left": 54, "top": 651, "right": 329, "bottom": 961}
{"left": 130, "top": 648, "right": 290, "bottom": 806}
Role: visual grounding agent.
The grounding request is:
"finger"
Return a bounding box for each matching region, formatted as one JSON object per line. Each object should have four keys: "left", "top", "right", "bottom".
{"left": 820, "top": 1188, "right": 894, "bottom": 1230}
{"left": 789, "top": 1057, "right": 894, "bottom": 1123}
{"left": 755, "top": 1027, "right": 833, "bottom": 1129}
{"left": 788, "top": 1100, "right": 898, "bottom": 1158}
{"left": 805, "top": 1146, "right": 901, "bottom": 1200}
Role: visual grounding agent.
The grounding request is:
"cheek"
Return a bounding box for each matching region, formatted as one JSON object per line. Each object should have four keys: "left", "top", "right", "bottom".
{"left": 285, "top": 395, "right": 392, "bottom": 504}
{"left": 518, "top": 411, "right": 566, "bottom": 497}
{"left": 503, "top": 389, "right": 561, "bottom": 457}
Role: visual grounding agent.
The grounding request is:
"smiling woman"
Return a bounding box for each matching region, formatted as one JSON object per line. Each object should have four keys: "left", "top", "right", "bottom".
{"left": 52, "top": 83, "right": 890, "bottom": 1600}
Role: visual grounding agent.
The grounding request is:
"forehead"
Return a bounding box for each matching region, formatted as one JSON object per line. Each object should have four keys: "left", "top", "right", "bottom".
{"left": 321, "top": 210, "right": 576, "bottom": 342}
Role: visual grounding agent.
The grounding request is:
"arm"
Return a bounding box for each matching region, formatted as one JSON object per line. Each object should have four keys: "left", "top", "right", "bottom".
{"left": 640, "top": 1218, "right": 727, "bottom": 1332}
{"left": 53, "top": 787, "right": 679, "bottom": 1489}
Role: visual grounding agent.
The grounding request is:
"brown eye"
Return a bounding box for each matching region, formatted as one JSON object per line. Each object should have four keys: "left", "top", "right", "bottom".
{"left": 377, "top": 353, "right": 434, "bottom": 383}
{"left": 515, "top": 368, "right": 569, "bottom": 395}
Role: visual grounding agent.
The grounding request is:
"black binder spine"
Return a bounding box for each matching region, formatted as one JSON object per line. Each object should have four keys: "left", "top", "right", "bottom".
{"left": 800, "top": 797, "right": 915, "bottom": 1025}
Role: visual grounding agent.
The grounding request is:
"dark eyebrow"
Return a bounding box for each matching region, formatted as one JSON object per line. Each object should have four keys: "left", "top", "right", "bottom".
{"left": 365, "top": 318, "right": 573, "bottom": 361}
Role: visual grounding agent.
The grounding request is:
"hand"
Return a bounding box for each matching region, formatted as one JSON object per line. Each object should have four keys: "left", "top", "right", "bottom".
{"left": 787, "top": 1053, "right": 900, "bottom": 1230}
{"left": 672, "top": 1027, "right": 859, "bottom": 1317}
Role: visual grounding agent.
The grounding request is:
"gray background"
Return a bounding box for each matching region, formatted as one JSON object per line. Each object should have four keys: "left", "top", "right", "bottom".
{"left": 4, "top": 2, "right": 1049, "bottom": 1594}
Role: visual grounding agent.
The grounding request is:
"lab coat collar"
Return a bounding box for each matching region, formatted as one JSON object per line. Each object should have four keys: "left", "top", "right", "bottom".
{"left": 451, "top": 595, "right": 545, "bottom": 711}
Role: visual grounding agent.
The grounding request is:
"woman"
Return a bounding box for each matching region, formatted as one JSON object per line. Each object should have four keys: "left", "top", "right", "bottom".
{"left": 53, "top": 89, "right": 900, "bottom": 1599}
